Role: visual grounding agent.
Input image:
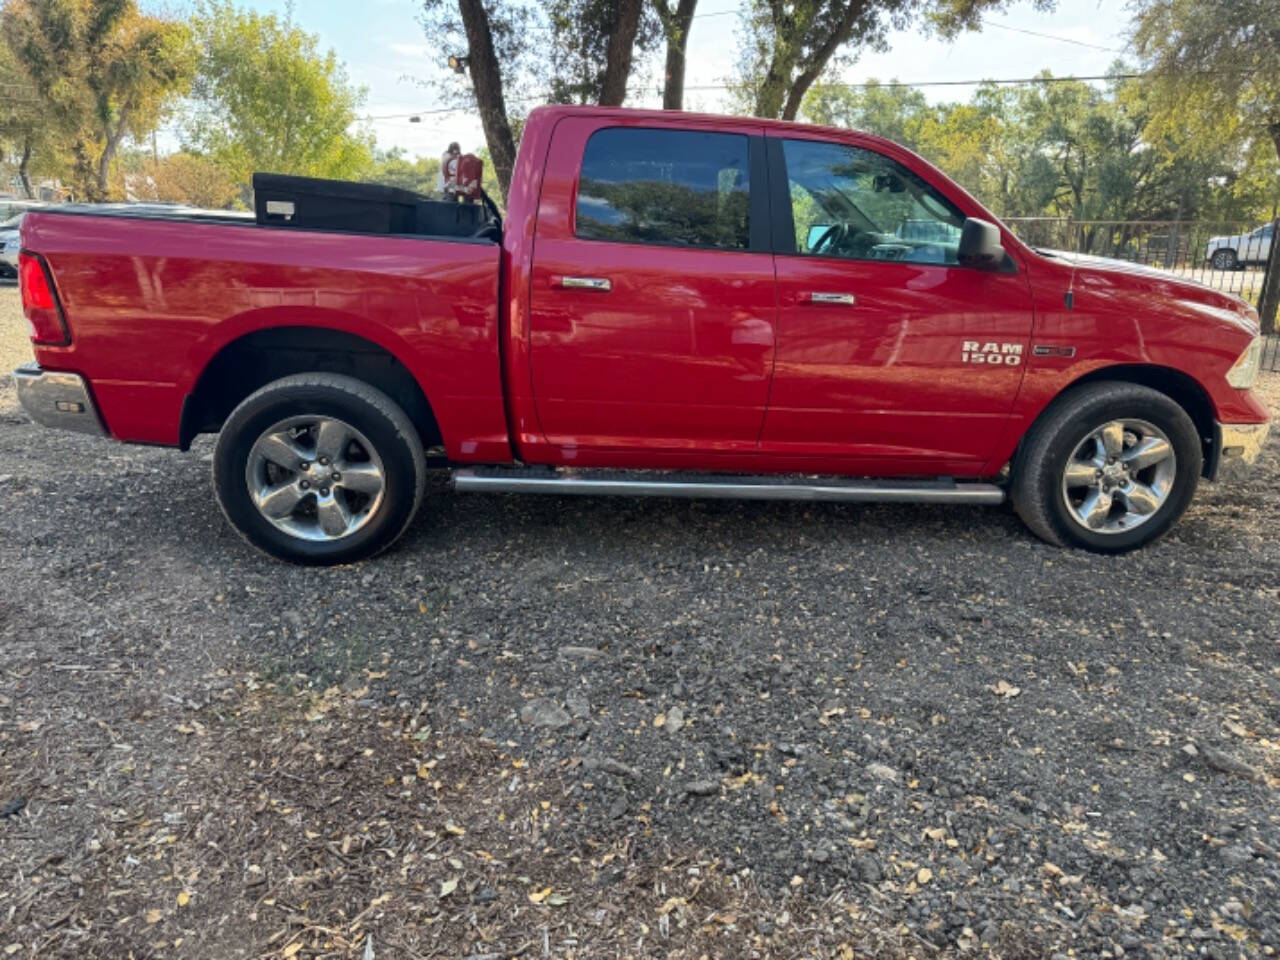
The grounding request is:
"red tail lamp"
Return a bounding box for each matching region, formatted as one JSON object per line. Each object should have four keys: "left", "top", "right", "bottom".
{"left": 19, "top": 252, "right": 70, "bottom": 345}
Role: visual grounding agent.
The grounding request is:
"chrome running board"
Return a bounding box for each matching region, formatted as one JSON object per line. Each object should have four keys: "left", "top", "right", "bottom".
{"left": 451, "top": 468, "right": 1005, "bottom": 505}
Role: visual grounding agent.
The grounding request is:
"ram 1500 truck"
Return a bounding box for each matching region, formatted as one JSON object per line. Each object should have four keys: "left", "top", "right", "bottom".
{"left": 14, "top": 105, "right": 1271, "bottom": 564}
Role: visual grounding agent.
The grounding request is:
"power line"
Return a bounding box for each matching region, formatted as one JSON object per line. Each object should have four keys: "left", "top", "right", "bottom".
{"left": 357, "top": 71, "right": 1172, "bottom": 122}
{"left": 976, "top": 19, "right": 1127, "bottom": 54}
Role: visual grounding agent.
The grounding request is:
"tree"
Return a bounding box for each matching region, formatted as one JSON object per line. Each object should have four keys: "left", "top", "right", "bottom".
{"left": 1132, "top": 0, "right": 1280, "bottom": 165}
{"left": 653, "top": 0, "right": 697, "bottom": 110}
{"left": 0, "top": 30, "right": 46, "bottom": 197}
{"left": 3, "top": 0, "right": 196, "bottom": 200}
{"left": 739, "top": 0, "right": 1052, "bottom": 121}
{"left": 545, "top": 0, "right": 658, "bottom": 106}
{"left": 359, "top": 148, "right": 443, "bottom": 195}
{"left": 114, "top": 149, "right": 239, "bottom": 208}
{"left": 421, "top": 0, "right": 657, "bottom": 199}
{"left": 184, "top": 1, "right": 373, "bottom": 192}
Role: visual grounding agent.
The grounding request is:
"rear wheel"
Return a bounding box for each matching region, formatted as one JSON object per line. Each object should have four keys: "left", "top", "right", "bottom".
{"left": 214, "top": 373, "right": 426, "bottom": 565}
{"left": 1011, "top": 382, "right": 1202, "bottom": 552}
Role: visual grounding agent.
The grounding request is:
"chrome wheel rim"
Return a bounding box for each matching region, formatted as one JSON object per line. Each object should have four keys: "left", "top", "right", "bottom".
{"left": 245, "top": 416, "right": 386, "bottom": 542}
{"left": 1060, "top": 418, "right": 1176, "bottom": 535}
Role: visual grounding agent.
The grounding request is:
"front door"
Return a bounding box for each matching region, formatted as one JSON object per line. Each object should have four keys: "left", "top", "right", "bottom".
{"left": 526, "top": 118, "right": 776, "bottom": 459}
{"left": 760, "top": 135, "right": 1034, "bottom": 470}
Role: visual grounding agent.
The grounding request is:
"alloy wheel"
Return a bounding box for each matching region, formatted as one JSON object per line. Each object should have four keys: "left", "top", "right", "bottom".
{"left": 244, "top": 415, "right": 386, "bottom": 542}
{"left": 1060, "top": 418, "right": 1177, "bottom": 535}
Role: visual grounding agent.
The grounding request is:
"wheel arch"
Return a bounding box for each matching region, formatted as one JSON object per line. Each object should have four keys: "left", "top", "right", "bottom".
{"left": 180, "top": 324, "right": 442, "bottom": 452}
{"left": 1022, "top": 363, "right": 1217, "bottom": 478}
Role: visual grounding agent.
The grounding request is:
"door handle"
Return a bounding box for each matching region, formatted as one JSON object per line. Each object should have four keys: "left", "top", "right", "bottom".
{"left": 554, "top": 275, "right": 612, "bottom": 292}
{"left": 801, "top": 291, "right": 856, "bottom": 306}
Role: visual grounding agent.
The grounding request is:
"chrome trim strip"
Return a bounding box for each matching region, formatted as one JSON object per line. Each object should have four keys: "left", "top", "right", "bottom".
{"left": 453, "top": 469, "right": 1005, "bottom": 505}
{"left": 13, "top": 363, "right": 106, "bottom": 436}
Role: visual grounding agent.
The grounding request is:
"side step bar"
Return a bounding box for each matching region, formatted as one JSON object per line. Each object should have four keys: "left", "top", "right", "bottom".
{"left": 452, "top": 468, "right": 1005, "bottom": 505}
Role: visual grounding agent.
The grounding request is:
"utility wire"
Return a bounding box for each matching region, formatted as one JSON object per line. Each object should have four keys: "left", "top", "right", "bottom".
{"left": 357, "top": 69, "right": 1211, "bottom": 122}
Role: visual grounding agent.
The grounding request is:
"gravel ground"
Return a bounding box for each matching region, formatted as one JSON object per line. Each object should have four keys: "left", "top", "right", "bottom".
{"left": 0, "top": 282, "right": 33, "bottom": 373}
{"left": 1, "top": 283, "right": 1278, "bottom": 958}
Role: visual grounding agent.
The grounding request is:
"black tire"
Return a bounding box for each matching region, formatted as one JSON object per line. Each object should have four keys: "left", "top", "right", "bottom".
{"left": 214, "top": 373, "right": 426, "bottom": 565}
{"left": 1210, "top": 248, "right": 1238, "bottom": 271}
{"left": 1011, "top": 381, "right": 1202, "bottom": 553}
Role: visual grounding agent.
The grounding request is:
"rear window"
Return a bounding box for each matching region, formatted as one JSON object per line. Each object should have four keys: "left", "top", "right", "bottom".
{"left": 575, "top": 127, "right": 750, "bottom": 251}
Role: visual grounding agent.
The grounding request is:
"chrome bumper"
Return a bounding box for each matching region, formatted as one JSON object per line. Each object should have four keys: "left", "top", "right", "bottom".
{"left": 1212, "top": 420, "right": 1270, "bottom": 481}
{"left": 13, "top": 363, "right": 106, "bottom": 436}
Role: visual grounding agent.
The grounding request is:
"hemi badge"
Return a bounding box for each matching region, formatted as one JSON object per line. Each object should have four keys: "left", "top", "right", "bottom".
{"left": 1033, "top": 344, "right": 1076, "bottom": 358}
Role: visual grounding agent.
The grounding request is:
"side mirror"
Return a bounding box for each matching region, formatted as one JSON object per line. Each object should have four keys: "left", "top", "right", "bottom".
{"left": 958, "top": 217, "right": 1005, "bottom": 268}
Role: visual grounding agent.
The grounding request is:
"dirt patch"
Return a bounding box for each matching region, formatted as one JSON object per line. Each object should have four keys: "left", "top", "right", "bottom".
{"left": 0, "top": 358, "right": 1278, "bottom": 958}
{"left": 0, "top": 286, "right": 34, "bottom": 373}
{"left": 2, "top": 677, "right": 923, "bottom": 958}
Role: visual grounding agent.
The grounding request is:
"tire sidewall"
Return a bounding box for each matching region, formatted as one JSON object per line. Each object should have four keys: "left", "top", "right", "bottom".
{"left": 1036, "top": 390, "right": 1201, "bottom": 553}
{"left": 215, "top": 383, "right": 420, "bottom": 565}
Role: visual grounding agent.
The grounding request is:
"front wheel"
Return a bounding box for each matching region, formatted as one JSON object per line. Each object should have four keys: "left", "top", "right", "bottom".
{"left": 1011, "top": 382, "right": 1202, "bottom": 553}
{"left": 213, "top": 374, "right": 426, "bottom": 565}
{"left": 1210, "top": 249, "right": 1238, "bottom": 271}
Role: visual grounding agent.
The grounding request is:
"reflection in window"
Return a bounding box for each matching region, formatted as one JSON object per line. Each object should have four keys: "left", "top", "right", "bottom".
{"left": 577, "top": 128, "right": 750, "bottom": 251}
{"left": 783, "top": 139, "right": 965, "bottom": 265}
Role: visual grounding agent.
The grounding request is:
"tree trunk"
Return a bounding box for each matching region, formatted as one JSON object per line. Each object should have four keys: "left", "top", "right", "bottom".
{"left": 655, "top": 0, "right": 698, "bottom": 110}
{"left": 781, "top": 64, "right": 820, "bottom": 120}
{"left": 457, "top": 0, "right": 518, "bottom": 200}
{"left": 599, "top": 0, "right": 644, "bottom": 107}
{"left": 1269, "top": 121, "right": 1280, "bottom": 167}
{"left": 18, "top": 137, "right": 34, "bottom": 199}
{"left": 753, "top": 50, "right": 792, "bottom": 119}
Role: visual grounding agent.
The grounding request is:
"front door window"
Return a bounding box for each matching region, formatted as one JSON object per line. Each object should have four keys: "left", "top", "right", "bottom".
{"left": 782, "top": 138, "right": 965, "bottom": 266}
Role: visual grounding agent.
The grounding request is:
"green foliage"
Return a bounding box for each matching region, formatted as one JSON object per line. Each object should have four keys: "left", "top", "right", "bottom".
{"left": 1131, "top": 0, "right": 1280, "bottom": 212}
{"left": 114, "top": 148, "right": 240, "bottom": 208}
{"left": 545, "top": 0, "right": 661, "bottom": 104}
{"left": 184, "top": 1, "right": 373, "bottom": 191}
{"left": 737, "top": 0, "right": 1052, "bottom": 121}
{"left": 358, "top": 148, "right": 442, "bottom": 195}
{"left": 802, "top": 72, "right": 1275, "bottom": 224}
{"left": 2, "top": 0, "right": 196, "bottom": 200}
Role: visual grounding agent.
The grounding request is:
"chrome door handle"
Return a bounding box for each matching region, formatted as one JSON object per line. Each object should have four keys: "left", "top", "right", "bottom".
{"left": 804, "top": 291, "right": 856, "bottom": 306}
{"left": 556, "top": 276, "right": 612, "bottom": 292}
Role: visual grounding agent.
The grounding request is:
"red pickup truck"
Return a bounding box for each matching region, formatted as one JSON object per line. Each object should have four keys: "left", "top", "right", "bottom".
{"left": 14, "top": 105, "right": 1270, "bottom": 564}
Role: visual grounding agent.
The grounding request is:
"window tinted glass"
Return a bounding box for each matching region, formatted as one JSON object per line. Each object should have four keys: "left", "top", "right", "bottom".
{"left": 782, "top": 139, "right": 965, "bottom": 265}
{"left": 576, "top": 128, "right": 750, "bottom": 250}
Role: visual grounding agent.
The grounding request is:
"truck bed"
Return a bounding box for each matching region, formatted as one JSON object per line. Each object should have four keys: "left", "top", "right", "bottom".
{"left": 21, "top": 208, "right": 510, "bottom": 461}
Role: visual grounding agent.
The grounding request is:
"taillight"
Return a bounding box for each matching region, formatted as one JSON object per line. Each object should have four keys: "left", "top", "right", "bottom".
{"left": 19, "top": 252, "right": 70, "bottom": 345}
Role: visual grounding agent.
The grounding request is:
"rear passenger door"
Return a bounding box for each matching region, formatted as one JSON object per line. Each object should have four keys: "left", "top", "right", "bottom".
{"left": 527, "top": 118, "right": 775, "bottom": 459}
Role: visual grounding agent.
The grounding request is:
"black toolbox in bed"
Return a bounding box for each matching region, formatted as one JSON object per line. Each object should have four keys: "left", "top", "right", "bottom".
{"left": 252, "top": 173, "right": 487, "bottom": 238}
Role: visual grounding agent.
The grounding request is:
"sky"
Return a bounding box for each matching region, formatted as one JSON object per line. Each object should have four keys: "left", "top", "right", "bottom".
{"left": 204, "top": 0, "right": 1134, "bottom": 160}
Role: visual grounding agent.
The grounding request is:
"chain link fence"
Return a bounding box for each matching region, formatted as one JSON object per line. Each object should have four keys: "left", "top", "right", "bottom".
{"left": 1004, "top": 217, "right": 1280, "bottom": 372}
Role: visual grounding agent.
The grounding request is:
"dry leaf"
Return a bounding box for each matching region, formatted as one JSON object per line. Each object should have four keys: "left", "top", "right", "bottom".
{"left": 990, "top": 680, "right": 1021, "bottom": 698}
{"left": 440, "top": 878, "right": 458, "bottom": 898}
{"left": 444, "top": 822, "right": 465, "bottom": 836}
{"left": 145, "top": 909, "right": 163, "bottom": 924}
{"left": 917, "top": 867, "right": 933, "bottom": 884}
{"left": 282, "top": 944, "right": 302, "bottom": 959}
{"left": 528, "top": 887, "right": 552, "bottom": 904}
{"left": 177, "top": 891, "right": 190, "bottom": 907}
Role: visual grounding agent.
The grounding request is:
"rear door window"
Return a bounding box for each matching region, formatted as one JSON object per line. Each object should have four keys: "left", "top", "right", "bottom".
{"left": 576, "top": 127, "right": 751, "bottom": 251}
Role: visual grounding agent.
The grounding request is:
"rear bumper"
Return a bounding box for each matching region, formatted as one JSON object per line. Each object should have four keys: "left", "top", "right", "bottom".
{"left": 13, "top": 363, "right": 106, "bottom": 436}
{"left": 1209, "top": 420, "right": 1270, "bottom": 481}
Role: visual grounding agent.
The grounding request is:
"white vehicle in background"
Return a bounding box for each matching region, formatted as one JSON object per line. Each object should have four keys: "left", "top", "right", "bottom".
{"left": 0, "top": 213, "right": 25, "bottom": 280}
{"left": 1206, "top": 223, "right": 1273, "bottom": 271}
